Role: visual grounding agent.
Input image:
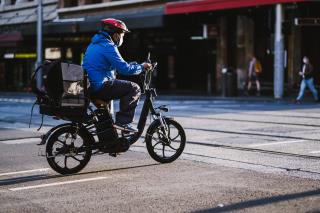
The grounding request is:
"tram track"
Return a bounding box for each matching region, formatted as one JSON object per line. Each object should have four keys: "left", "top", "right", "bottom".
{"left": 235, "top": 112, "right": 320, "bottom": 120}
{"left": 175, "top": 115, "right": 320, "bottom": 128}
{"left": 179, "top": 151, "right": 320, "bottom": 176}
{"left": 185, "top": 127, "right": 319, "bottom": 141}
{"left": 132, "top": 141, "right": 320, "bottom": 176}
{"left": 186, "top": 140, "right": 320, "bottom": 160}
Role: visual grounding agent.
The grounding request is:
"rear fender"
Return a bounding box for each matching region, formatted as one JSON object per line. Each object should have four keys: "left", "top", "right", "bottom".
{"left": 38, "top": 123, "right": 72, "bottom": 146}
{"left": 38, "top": 123, "right": 94, "bottom": 145}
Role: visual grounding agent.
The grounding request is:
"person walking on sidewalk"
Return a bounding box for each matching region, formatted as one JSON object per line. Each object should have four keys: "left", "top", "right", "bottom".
{"left": 295, "top": 56, "right": 319, "bottom": 103}
{"left": 246, "top": 56, "right": 262, "bottom": 96}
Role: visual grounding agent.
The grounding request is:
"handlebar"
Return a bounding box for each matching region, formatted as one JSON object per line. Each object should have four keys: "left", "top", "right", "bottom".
{"left": 142, "top": 53, "right": 157, "bottom": 91}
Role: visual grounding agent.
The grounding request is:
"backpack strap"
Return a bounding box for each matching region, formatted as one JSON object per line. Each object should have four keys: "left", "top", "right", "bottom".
{"left": 31, "top": 64, "right": 43, "bottom": 93}
{"left": 31, "top": 64, "right": 46, "bottom": 96}
{"left": 31, "top": 60, "right": 52, "bottom": 96}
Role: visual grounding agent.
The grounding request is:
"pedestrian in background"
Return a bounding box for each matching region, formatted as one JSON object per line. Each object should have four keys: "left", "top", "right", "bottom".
{"left": 246, "top": 56, "right": 262, "bottom": 96}
{"left": 295, "top": 56, "right": 319, "bottom": 103}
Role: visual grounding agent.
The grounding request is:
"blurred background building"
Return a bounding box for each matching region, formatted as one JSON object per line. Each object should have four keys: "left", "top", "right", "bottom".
{"left": 0, "top": 0, "right": 319, "bottom": 97}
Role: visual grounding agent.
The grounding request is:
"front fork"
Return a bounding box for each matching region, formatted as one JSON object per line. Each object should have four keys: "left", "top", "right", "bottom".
{"left": 153, "top": 112, "right": 170, "bottom": 144}
{"left": 157, "top": 114, "right": 168, "bottom": 132}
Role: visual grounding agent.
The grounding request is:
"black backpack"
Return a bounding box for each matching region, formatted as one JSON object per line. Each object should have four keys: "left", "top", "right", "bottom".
{"left": 30, "top": 60, "right": 89, "bottom": 123}
{"left": 31, "top": 60, "right": 64, "bottom": 105}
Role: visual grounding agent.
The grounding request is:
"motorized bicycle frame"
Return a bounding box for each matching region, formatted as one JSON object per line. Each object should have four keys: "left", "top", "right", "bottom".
{"left": 38, "top": 62, "right": 170, "bottom": 154}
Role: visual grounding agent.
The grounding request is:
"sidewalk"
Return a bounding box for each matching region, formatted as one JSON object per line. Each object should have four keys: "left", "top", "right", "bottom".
{"left": 0, "top": 91, "right": 318, "bottom": 104}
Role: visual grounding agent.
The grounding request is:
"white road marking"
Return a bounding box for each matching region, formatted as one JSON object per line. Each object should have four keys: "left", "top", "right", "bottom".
{"left": 1, "top": 138, "right": 41, "bottom": 144}
{"left": 0, "top": 168, "right": 50, "bottom": 177}
{"left": 309, "top": 150, "right": 320, "bottom": 154}
{"left": 9, "top": 176, "right": 108, "bottom": 191}
{"left": 248, "top": 140, "right": 306, "bottom": 147}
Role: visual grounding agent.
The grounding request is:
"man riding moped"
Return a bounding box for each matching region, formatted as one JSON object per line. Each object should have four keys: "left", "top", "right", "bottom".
{"left": 82, "top": 18, "right": 152, "bottom": 133}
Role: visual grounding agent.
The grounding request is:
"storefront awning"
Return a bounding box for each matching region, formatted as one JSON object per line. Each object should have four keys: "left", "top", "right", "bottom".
{"left": 36, "top": 6, "right": 164, "bottom": 35}
{"left": 165, "top": 0, "right": 307, "bottom": 15}
{"left": 18, "top": 5, "right": 164, "bottom": 36}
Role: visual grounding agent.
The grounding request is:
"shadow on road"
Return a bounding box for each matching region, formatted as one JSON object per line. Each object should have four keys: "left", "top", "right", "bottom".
{"left": 0, "top": 163, "right": 159, "bottom": 186}
{"left": 194, "top": 189, "right": 320, "bottom": 213}
{"left": 196, "top": 189, "right": 320, "bottom": 213}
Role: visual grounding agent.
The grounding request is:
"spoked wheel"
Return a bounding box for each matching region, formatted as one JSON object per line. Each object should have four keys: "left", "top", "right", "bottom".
{"left": 46, "top": 126, "right": 92, "bottom": 175}
{"left": 146, "top": 118, "right": 186, "bottom": 163}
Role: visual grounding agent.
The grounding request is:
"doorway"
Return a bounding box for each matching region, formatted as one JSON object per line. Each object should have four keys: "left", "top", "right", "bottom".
{"left": 176, "top": 38, "right": 217, "bottom": 94}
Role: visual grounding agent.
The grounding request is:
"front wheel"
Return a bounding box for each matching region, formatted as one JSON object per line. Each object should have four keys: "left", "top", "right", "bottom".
{"left": 146, "top": 118, "right": 186, "bottom": 163}
{"left": 46, "top": 125, "right": 93, "bottom": 175}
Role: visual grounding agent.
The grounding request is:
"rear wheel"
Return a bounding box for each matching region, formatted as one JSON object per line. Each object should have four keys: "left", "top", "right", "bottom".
{"left": 146, "top": 118, "right": 186, "bottom": 163}
{"left": 46, "top": 125, "right": 92, "bottom": 175}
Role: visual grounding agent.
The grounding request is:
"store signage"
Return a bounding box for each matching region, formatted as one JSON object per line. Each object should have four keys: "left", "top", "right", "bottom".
{"left": 4, "top": 53, "right": 14, "bottom": 59}
{"left": 15, "top": 53, "right": 36, "bottom": 59}
{"left": 3, "top": 53, "right": 36, "bottom": 59}
{"left": 294, "top": 18, "right": 320, "bottom": 26}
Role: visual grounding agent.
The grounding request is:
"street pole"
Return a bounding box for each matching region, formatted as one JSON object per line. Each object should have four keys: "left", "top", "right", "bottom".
{"left": 36, "top": 0, "right": 43, "bottom": 89}
{"left": 203, "top": 24, "right": 212, "bottom": 95}
{"left": 274, "top": 4, "right": 284, "bottom": 99}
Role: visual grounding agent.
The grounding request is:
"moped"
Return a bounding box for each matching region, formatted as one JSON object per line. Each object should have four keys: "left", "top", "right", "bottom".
{"left": 38, "top": 54, "right": 186, "bottom": 175}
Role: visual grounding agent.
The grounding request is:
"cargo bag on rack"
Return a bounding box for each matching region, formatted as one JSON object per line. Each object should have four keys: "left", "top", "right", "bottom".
{"left": 31, "top": 60, "right": 88, "bottom": 122}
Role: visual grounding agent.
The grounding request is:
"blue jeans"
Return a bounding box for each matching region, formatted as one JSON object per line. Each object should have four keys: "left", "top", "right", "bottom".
{"left": 296, "top": 78, "right": 319, "bottom": 101}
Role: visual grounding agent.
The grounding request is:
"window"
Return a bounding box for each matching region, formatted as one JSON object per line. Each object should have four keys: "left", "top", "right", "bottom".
{"left": 45, "top": 48, "right": 61, "bottom": 59}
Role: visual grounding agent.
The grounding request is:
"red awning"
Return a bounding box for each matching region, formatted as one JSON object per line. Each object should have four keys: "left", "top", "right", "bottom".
{"left": 165, "top": 0, "right": 307, "bottom": 15}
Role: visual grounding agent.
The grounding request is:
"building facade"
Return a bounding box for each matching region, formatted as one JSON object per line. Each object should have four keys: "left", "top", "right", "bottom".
{"left": 0, "top": 0, "right": 319, "bottom": 97}
{"left": 0, "top": 0, "right": 57, "bottom": 91}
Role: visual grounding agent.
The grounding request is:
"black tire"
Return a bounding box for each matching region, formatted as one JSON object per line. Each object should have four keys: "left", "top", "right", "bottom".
{"left": 46, "top": 125, "right": 92, "bottom": 175}
{"left": 146, "top": 118, "right": 186, "bottom": 163}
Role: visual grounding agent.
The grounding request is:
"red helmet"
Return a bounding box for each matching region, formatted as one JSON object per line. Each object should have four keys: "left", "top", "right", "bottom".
{"left": 101, "top": 18, "right": 130, "bottom": 33}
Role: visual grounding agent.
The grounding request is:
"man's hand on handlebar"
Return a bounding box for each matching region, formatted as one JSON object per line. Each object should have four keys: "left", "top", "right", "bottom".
{"left": 142, "top": 63, "right": 152, "bottom": 71}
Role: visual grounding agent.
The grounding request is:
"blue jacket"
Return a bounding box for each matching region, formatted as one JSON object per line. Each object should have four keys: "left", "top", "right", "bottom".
{"left": 82, "top": 30, "right": 143, "bottom": 92}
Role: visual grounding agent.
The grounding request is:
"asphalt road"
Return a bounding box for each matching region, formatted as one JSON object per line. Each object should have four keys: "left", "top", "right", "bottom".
{"left": 0, "top": 94, "right": 320, "bottom": 212}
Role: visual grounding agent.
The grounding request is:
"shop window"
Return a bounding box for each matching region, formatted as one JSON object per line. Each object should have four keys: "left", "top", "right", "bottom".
{"left": 45, "top": 48, "right": 61, "bottom": 59}
{"left": 66, "top": 48, "right": 73, "bottom": 59}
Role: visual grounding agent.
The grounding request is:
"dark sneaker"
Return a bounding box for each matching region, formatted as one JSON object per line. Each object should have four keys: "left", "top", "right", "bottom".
{"left": 114, "top": 123, "right": 138, "bottom": 133}
{"left": 256, "top": 91, "right": 261, "bottom": 96}
{"left": 122, "top": 124, "right": 138, "bottom": 132}
{"left": 294, "top": 99, "right": 301, "bottom": 104}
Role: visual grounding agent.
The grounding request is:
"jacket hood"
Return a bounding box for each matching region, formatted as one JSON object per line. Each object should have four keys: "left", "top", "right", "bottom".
{"left": 92, "top": 31, "right": 113, "bottom": 44}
